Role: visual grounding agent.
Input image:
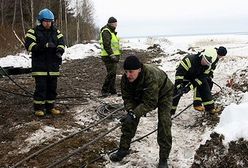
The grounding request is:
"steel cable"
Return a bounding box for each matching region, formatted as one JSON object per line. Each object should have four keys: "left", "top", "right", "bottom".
{"left": 47, "top": 123, "right": 122, "bottom": 168}
{"left": 12, "top": 105, "right": 124, "bottom": 168}
{"left": 81, "top": 82, "right": 224, "bottom": 167}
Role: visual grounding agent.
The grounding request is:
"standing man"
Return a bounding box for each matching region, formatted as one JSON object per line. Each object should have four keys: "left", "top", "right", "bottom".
{"left": 193, "top": 46, "right": 227, "bottom": 111}
{"left": 170, "top": 48, "right": 223, "bottom": 116}
{"left": 110, "top": 55, "right": 174, "bottom": 168}
{"left": 99, "top": 17, "right": 121, "bottom": 97}
{"left": 25, "top": 8, "right": 65, "bottom": 116}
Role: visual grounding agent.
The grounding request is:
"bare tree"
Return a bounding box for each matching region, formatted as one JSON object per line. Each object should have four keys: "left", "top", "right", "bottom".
{"left": 76, "top": 0, "right": 80, "bottom": 43}
{"left": 59, "top": 0, "right": 63, "bottom": 31}
{"left": 1, "top": 0, "right": 4, "bottom": 26}
{"left": 12, "top": 0, "right": 17, "bottom": 30}
{"left": 64, "top": 0, "right": 68, "bottom": 46}
{"left": 81, "top": 0, "right": 96, "bottom": 41}
{"left": 20, "top": 0, "right": 25, "bottom": 37}
{"left": 30, "top": 0, "right": 34, "bottom": 27}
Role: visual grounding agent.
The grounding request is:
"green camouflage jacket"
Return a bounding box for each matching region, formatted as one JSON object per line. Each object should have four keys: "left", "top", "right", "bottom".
{"left": 121, "top": 64, "right": 174, "bottom": 117}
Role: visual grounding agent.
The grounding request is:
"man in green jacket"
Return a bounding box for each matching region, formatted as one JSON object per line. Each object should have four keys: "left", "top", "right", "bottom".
{"left": 110, "top": 55, "right": 174, "bottom": 168}
{"left": 99, "top": 17, "right": 121, "bottom": 97}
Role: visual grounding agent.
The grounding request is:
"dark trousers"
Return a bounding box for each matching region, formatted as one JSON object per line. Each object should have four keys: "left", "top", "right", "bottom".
{"left": 193, "top": 77, "right": 213, "bottom": 107}
{"left": 101, "top": 57, "right": 118, "bottom": 94}
{"left": 33, "top": 76, "right": 57, "bottom": 111}
{"left": 119, "top": 96, "right": 172, "bottom": 161}
{"left": 172, "top": 78, "right": 214, "bottom": 112}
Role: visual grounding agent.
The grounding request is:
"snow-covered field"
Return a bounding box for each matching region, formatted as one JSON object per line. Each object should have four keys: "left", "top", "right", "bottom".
{"left": 1, "top": 34, "right": 248, "bottom": 167}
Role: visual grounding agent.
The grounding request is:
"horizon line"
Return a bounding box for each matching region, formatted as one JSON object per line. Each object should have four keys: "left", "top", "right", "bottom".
{"left": 121, "top": 31, "right": 248, "bottom": 39}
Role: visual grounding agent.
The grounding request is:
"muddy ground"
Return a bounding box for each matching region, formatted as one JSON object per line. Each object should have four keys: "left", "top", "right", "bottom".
{"left": 0, "top": 48, "right": 247, "bottom": 167}
{"left": 0, "top": 49, "right": 158, "bottom": 167}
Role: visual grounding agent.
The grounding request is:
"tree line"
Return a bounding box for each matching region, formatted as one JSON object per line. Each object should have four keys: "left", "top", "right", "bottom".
{"left": 0, "top": 0, "right": 99, "bottom": 57}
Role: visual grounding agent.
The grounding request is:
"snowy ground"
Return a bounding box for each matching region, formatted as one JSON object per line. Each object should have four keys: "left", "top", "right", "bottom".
{"left": 106, "top": 34, "right": 248, "bottom": 168}
{"left": 1, "top": 34, "right": 248, "bottom": 167}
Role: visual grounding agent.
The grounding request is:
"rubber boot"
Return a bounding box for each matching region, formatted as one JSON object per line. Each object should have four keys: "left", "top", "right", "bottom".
{"left": 158, "top": 159, "right": 168, "bottom": 168}
{"left": 194, "top": 105, "right": 205, "bottom": 112}
{"left": 35, "top": 110, "right": 45, "bottom": 116}
{"left": 109, "top": 149, "right": 129, "bottom": 162}
{"left": 49, "top": 108, "right": 61, "bottom": 115}
{"left": 207, "top": 107, "right": 221, "bottom": 115}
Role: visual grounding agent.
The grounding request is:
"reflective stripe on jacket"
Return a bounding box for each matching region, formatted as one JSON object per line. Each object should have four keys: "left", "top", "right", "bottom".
{"left": 24, "top": 25, "right": 65, "bottom": 76}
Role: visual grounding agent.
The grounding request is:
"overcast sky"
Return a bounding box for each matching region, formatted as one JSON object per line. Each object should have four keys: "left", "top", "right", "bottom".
{"left": 92, "top": 0, "right": 248, "bottom": 37}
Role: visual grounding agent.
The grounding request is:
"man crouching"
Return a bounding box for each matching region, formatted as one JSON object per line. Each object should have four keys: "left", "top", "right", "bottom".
{"left": 110, "top": 55, "right": 174, "bottom": 168}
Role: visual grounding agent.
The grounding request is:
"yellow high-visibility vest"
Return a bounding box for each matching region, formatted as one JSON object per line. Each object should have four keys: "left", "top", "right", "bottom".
{"left": 99, "top": 28, "right": 121, "bottom": 56}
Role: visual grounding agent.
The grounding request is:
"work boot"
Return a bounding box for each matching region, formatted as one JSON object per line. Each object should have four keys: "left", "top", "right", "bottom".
{"left": 101, "top": 92, "right": 110, "bottom": 97}
{"left": 194, "top": 105, "right": 205, "bottom": 112}
{"left": 158, "top": 159, "right": 168, "bottom": 168}
{"left": 109, "top": 149, "right": 129, "bottom": 162}
{"left": 110, "top": 90, "right": 117, "bottom": 95}
{"left": 49, "top": 108, "right": 61, "bottom": 115}
{"left": 208, "top": 107, "right": 221, "bottom": 115}
{"left": 35, "top": 110, "right": 45, "bottom": 117}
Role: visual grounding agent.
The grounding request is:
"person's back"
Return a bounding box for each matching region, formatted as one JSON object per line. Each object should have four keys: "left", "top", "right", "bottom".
{"left": 175, "top": 53, "right": 209, "bottom": 83}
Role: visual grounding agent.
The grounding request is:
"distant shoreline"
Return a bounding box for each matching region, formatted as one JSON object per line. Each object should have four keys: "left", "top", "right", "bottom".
{"left": 122, "top": 32, "right": 248, "bottom": 39}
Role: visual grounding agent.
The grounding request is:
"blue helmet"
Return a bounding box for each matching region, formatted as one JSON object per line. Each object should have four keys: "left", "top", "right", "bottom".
{"left": 38, "top": 8, "right": 54, "bottom": 21}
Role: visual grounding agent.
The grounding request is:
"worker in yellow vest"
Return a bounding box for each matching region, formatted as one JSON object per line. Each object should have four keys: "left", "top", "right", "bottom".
{"left": 99, "top": 17, "right": 121, "bottom": 97}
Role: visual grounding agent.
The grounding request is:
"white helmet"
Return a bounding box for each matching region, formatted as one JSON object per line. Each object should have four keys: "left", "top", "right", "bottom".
{"left": 201, "top": 48, "right": 217, "bottom": 66}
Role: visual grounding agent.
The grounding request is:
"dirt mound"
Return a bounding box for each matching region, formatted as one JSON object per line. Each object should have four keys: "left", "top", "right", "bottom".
{"left": 228, "top": 68, "right": 248, "bottom": 92}
{"left": 192, "top": 132, "right": 248, "bottom": 168}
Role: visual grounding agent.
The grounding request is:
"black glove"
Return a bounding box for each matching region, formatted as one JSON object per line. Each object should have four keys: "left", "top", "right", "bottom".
{"left": 109, "top": 54, "right": 119, "bottom": 62}
{"left": 170, "top": 109, "right": 176, "bottom": 116}
{"left": 56, "top": 52, "right": 62, "bottom": 65}
{"left": 31, "top": 43, "right": 44, "bottom": 52}
{"left": 206, "top": 76, "right": 213, "bottom": 82}
{"left": 45, "top": 42, "right": 56, "bottom": 48}
{"left": 177, "top": 83, "right": 191, "bottom": 95}
{"left": 120, "top": 111, "right": 137, "bottom": 124}
{"left": 182, "top": 85, "right": 191, "bottom": 94}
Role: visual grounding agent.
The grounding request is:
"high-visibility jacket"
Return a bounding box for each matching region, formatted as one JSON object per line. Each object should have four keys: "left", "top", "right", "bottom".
{"left": 99, "top": 27, "right": 121, "bottom": 56}
{"left": 175, "top": 53, "right": 209, "bottom": 87}
{"left": 25, "top": 25, "right": 65, "bottom": 76}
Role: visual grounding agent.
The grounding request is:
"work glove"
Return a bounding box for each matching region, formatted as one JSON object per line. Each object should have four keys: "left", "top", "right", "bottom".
{"left": 31, "top": 43, "right": 44, "bottom": 52}
{"left": 181, "top": 85, "right": 191, "bottom": 94}
{"left": 45, "top": 42, "right": 56, "bottom": 48}
{"left": 170, "top": 109, "right": 176, "bottom": 116}
{"left": 56, "top": 52, "right": 62, "bottom": 65}
{"left": 177, "top": 83, "right": 192, "bottom": 95}
{"left": 109, "top": 54, "right": 119, "bottom": 62}
{"left": 120, "top": 110, "right": 137, "bottom": 124}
